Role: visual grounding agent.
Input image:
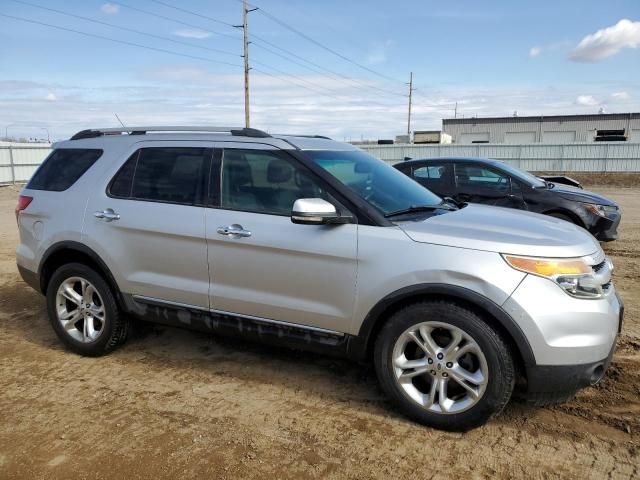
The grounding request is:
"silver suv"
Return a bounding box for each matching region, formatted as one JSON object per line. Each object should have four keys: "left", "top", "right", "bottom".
{"left": 15, "top": 126, "right": 623, "bottom": 431}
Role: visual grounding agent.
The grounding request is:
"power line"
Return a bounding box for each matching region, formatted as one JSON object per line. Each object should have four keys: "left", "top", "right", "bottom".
{"left": 147, "top": 0, "right": 237, "bottom": 28}
{"left": 113, "top": 1, "right": 239, "bottom": 41}
{"left": 133, "top": 0, "right": 406, "bottom": 98}
{"left": 10, "top": 0, "right": 240, "bottom": 58}
{"left": 0, "top": 13, "right": 243, "bottom": 68}
{"left": 1, "top": 11, "right": 396, "bottom": 111}
{"left": 240, "top": 0, "right": 407, "bottom": 86}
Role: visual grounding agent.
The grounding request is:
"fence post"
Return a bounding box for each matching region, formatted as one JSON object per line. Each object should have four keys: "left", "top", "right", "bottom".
{"left": 8, "top": 146, "right": 16, "bottom": 184}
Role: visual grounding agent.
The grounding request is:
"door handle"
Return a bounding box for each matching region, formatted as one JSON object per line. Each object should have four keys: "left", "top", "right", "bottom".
{"left": 217, "top": 224, "right": 252, "bottom": 238}
{"left": 94, "top": 208, "right": 121, "bottom": 222}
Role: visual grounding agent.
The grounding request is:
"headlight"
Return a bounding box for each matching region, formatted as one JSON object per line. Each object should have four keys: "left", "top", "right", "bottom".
{"left": 502, "top": 254, "right": 605, "bottom": 299}
{"left": 583, "top": 203, "right": 618, "bottom": 218}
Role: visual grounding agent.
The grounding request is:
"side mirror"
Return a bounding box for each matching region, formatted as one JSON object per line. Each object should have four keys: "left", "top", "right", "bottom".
{"left": 291, "top": 198, "right": 347, "bottom": 225}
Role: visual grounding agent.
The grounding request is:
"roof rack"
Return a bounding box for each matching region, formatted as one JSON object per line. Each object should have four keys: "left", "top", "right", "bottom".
{"left": 70, "top": 126, "right": 271, "bottom": 140}
{"left": 275, "top": 134, "right": 332, "bottom": 140}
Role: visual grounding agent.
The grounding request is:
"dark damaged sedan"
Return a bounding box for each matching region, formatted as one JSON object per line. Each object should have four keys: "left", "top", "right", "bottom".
{"left": 395, "top": 157, "right": 621, "bottom": 241}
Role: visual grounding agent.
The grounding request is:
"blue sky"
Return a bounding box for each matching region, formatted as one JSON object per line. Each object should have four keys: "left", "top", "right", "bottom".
{"left": 1, "top": 0, "right": 639, "bottom": 141}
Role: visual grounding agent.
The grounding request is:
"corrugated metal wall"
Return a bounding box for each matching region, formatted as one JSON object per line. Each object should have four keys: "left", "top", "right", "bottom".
{"left": 442, "top": 114, "right": 640, "bottom": 144}
{"left": 2, "top": 143, "right": 640, "bottom": 185}
{"left": 0, "top": 146, "right": 50, "bottom": 184}
{"left": 359, "top": 143, "right": 640, "bottom": 171}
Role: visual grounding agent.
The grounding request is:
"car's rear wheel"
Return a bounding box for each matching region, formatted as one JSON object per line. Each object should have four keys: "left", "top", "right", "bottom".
{"left": 374, "top": 301, "right": 515, "bottom": 431}
{"left": 46, "top": 263, "right": 128, "bottom": 356}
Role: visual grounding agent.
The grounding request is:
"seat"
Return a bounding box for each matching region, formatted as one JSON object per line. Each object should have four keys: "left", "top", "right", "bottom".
{"left": 266, "top": 158, "right": 298, "bottom": 214}
{"left": 222, "top": 151, "right": 260, "bottom": 210}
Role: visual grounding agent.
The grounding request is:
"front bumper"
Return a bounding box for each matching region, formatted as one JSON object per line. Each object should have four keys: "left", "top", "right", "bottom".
{"left": 589, "top": 211, "right": 621, "bottom": 242}
{"left": 503, "top": 274, "right": 621, "bottom": 366}
{"left": 525, "top": 337, "right": 617, "bottom": 394}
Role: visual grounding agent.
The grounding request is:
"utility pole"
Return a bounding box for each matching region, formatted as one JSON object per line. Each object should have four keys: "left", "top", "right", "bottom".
{"left": 454, "top": 102, "right": 458, "bottom": 119}
{"left": 242, "top": 0, "right": 250, "bottom": 127}
{"left": 406, "top": 72, "right": 414, "bottom": 137}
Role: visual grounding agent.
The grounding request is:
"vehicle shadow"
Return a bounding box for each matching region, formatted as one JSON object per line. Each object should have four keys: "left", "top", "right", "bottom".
{"left": 0, "top": 276, "right": 539, "bottom": 426}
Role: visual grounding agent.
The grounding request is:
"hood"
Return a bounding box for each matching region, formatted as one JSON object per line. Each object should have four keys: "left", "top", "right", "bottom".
{"left": 547, "top": 183, "right": 616, "bottom": 206}
{"left": 398, "top": 204, "right": 601, "bottom": 258}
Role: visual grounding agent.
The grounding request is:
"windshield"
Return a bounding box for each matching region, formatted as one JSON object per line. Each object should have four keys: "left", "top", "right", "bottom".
{"left": 305, "top": 149, "right": 442, "bottom": 216}
{"left": 489, "top": 160, "right": 546, "bottom": 188}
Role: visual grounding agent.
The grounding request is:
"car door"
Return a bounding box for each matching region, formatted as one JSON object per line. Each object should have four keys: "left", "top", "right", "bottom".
{"left": 452, "top": 162, "right": 519, "bottom": 207}
{"left": 83, "top": 142, "right": 211, "bottom": 309}
{"left": 410, "top": 162, "right": 453, "bottom": 197}
{"left": 204, "top": 143, "right": 358, "bottom": 333}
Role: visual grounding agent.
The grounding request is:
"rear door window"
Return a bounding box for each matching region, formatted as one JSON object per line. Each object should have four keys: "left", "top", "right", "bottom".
{"left": 27, "top": 149, "right": 103, "bottom": 191}
{"left": 108, "top": 147, "right": 210, "bottom": 205}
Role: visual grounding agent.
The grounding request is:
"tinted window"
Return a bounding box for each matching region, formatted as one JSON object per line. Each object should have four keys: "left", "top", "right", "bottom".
{"left": 109, "top": 151, "right": 137, "bottom": 198}
{"left": 27, "top": 149, "right": 102, "bottom": 191}
{"left": 414, "top": 165, "right": 444, "bottom": 179}
{"left": 221, "top": 149, "right": 327, "bottom": 215}
{"left": 124, "top": 148, "right": 208, "bottom": 205}
{"left": 455, "top": 164, "right": 509, "bottom": 188}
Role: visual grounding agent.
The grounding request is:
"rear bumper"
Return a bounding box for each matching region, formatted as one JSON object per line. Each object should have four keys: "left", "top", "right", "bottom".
{"left": 17, "top": 264, "right": 41, "bottom": 293}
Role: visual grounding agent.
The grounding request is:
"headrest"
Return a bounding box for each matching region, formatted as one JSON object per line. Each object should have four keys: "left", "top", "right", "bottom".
{"left": 267, "top": 159, "right": 293, "bottom": 184}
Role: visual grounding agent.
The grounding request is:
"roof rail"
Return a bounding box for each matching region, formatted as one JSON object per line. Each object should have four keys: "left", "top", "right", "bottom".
{"left": 275, "top": 134, "right": 333, "bottom": 140}
{"left": 70, "top": 126, "right": 271, "bottom": 140}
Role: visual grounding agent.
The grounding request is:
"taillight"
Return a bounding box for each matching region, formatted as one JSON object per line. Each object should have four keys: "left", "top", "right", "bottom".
{"left": 15, "top": 195, "right": 33, "bottom": 223}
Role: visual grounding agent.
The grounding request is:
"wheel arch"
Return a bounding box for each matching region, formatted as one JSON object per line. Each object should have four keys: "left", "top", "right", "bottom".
{"left": 39, "top": 241, "right": 124, "bottom": 308}
{"left": 347, "top": 284, "right": 536, "bottom": 372}
{"left": 543, "top": 208, "right": 586, "bottom": 228}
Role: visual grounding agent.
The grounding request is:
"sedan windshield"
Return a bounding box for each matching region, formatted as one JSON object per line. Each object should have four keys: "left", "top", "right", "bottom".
{"left": 305, "top": 149, "right": 443, "bottom": 216}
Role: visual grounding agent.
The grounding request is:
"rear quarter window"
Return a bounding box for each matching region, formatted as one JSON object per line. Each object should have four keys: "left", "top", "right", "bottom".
{"left": 27, "top": 149, "right": 103, "bottom": 191}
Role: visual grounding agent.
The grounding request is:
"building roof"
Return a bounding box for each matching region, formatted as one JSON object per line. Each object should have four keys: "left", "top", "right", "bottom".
{"left": 443, "top": 112, "right": 640, "bottom": 125}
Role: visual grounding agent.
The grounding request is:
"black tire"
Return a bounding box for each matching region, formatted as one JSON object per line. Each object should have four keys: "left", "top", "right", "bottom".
{"left": 374, "top": 301, "right": 515, "bottom": 431}
{"left": 46, "top": 263, "right": 128, "bottom": 356}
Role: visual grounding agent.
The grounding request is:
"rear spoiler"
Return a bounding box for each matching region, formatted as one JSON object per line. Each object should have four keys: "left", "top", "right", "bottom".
{"left": 539, "top": 175, "right": 582, "bottom": 189}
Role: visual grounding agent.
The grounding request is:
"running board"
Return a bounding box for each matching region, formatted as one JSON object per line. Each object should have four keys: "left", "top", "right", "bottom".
{"left": 127, "top": 294, "right": 350, "bottom": 356}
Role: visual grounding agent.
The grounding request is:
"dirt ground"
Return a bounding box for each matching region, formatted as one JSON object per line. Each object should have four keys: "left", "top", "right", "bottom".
{"left": 0, "top": 183, "right": 638, "bottom": 480}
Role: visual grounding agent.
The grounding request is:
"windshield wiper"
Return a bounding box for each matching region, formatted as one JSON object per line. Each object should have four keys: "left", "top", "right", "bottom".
{"left": 384, "top": 203, "right": 455, "bottom": 218}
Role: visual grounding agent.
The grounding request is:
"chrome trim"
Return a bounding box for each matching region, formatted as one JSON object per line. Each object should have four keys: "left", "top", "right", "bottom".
{"left": 132, "top": 295, "right": 210, "bottom": 312}
{"left": 211, "top": 309, "right": 344, "bottom": 336}
{"left": 131, "top": 295, "right": 344, "bottom": 336}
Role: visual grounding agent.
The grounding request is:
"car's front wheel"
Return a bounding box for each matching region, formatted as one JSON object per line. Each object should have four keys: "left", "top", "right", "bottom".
{"left": 46, "top": 263, "right": 128, "bottom": 356}
{"left": 374, "top": 301, "right": 515, "bottom": 431}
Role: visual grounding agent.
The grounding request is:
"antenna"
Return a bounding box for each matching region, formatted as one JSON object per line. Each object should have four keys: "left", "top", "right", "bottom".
{"left": 114, "top": 113, "right": 126, "bottom": 128}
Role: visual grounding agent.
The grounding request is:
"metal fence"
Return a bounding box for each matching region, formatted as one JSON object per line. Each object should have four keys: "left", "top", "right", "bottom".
{"left": 0, "top": 146, "right": 51, "bottom": 184}
{"left": 2, "top": 142, "right": 640, "bottom": 185}
{"left": 359, "top": 142, "right": 640, "bottom": 172}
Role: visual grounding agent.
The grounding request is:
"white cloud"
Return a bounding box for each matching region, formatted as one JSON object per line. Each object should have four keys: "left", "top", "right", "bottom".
{"left": 173, "top": 29, "right": 212, "bottom": 40}
{"left": 46, "top": 93, "right": 57, "bottom": 101}
{"left": 529, "top": 46, "right": 542, "bottom": 58}
{"left": 611, "top": 91, "right": 630, "bottom": 101}
{"left": 100, "top": 3, "right": 119, "bottom": 15}
{"left": 3, "top": 69, "right": 640, "bottom": 141}
{"left": 366, "top": 40, "right": 393, "bottom": 65}
{"left": 575, "top": 95, "right": 599, "bottom": 106}
{"left": 569, "top": 19, "right": 640, "bottom": 62}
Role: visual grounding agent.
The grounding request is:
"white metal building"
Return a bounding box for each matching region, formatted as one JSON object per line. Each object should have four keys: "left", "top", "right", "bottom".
{"left": 442, "top": 113, "right": 640, "bottom": 144}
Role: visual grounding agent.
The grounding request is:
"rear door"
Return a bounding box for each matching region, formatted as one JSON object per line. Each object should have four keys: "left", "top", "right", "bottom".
{"left": 83, "top": 142, "right": 212, "bottom": 308}
{"left": 204, "top": 143, "right": 358, "bottom": 333}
